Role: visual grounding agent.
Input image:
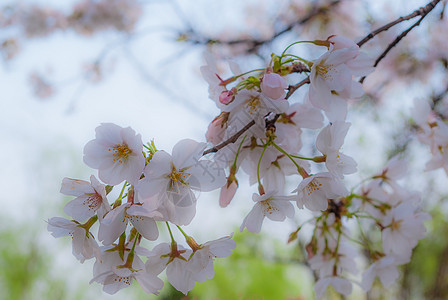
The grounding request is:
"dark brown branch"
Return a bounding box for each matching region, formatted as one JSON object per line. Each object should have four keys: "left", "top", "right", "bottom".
{"left": 285, "top": 77, "right": 310, "bottom": 100}
{"left": 359, "top": 0, "right": 440, "bottom": 83}
{"left": 203, "top": 120, "right": 255, "bottom": 155}
{"left": 357, "top": 0, "right": 441, "bottom": 47}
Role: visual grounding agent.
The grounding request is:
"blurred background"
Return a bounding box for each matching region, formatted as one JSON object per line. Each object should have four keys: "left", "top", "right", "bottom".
{"left": 1, "top": 0, "right": 448, "bottom": 299}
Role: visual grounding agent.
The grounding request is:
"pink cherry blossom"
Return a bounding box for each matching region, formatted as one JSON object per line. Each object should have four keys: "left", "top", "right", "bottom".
{"left": 219, "top": 88, "right": 236, "bottom": 105}
{"left": 327, "top": 35, "right": 359, "bottom": 51}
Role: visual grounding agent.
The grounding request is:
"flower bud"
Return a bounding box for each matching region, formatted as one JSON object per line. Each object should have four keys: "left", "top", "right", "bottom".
{"left": 205, "top": 112, "right": 229, "bottom": 145}
{"left": 219, "top": 177, "right": 238, "bottom": 207}
{"left": 261, "top": 72, "right": 288, "bottom": 100}
{"left": 219, "top": 88, "right": 236, "bottom": 105}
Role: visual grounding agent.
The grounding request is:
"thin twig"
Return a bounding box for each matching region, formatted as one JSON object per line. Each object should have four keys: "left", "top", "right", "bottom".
{"left": 203, "top": 120, "right": 255, "bottom": 155}
{"left": 357, "top": 0, "right": 441, "bottom": 47}
{"left": 359, "top": 0, "right": 441, "bottom": 83}
{"left": 183, "top": 1, "right": 341, "bottom": 53}
{"left": 285, "top": 77, "right": 310, "bottom": 100}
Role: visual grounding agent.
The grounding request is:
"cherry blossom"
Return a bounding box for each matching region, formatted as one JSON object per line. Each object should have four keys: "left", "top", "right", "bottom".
{"left": 136, "top": 139, "right": 226, "bottom": 225}
{"left": 187, "top": 235, "right": 236, "bottom": 282}
{"left": 381, "top": 203, "right": 430, "bottom": 259}
{"left": 91, "top": 248, "right": 163, "bottom": 295}
{"left": 316, "top": 121, "right": 357, "bottom": 178}
{"left": 295, "top": 173, "right": 348, "bottom": 211}
{"left": 145, "top": 243, "right": 195, "bottom": 294}
{"left": 315, "top": 276, "right": 352, "bottom": 299}
{"left": 240, "top": 191, "right": 295, "bottom": 233}
{"left": 361, "top": 255, "right": 409, "bottom": 291}
{"left": 47, "top": 217, "right": 100, "bottom": 263}
{"left": 83, "top": 123, "right": 145, "bottom": 185}
{"left": 98, "top": 202, "right": 160, "bottom": 245}
{"left": 61, "top": 175, "right": 110, "bottom": 221}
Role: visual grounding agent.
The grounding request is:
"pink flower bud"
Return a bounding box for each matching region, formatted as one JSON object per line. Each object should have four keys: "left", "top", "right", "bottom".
{"left": 261, "top": 72, "right": 288, "bottom": 100}
{"left": 219, "top": 88, "right": 236, "bottom": 105}
{"left": 219, "top": 180, "right": 238, "bottom": 207}
{"left": 205, "top": 112, "right": 228, "bottom": 145}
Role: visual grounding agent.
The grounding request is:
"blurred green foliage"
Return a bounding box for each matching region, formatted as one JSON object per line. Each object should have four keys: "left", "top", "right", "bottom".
{"left": 2, "top": 209, "right": 448, "bottom": 300}
{"left": 187, "top": 231, "right": 308, "bottom": 300}
{"left": 0, "top": 221, "right": 85, "bottom": 300}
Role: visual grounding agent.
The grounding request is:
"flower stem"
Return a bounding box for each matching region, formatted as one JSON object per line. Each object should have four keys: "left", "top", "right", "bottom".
{"left": 166, "top": 222, "right": 175, "bottom": 244}
{"left": 272, "top": 141, "right": 309, "bottom": 178}
{"left": 257, "top": 142, "right": 269, "bottom": 194}
{"left": 113, "top": 181, "right": 128, "bottom": 208}
{"left": 232, "top": 135, "right": 247, "bottom": 170}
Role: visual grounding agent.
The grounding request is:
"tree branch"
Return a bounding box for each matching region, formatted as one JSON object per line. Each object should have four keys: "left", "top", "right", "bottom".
{"left": 359, "top": 0, "right": 440, "bottom": 83}
{"left": 285, "top": 77, "right": 310, "bottom": 100}
{"left": 357, "top": 0, "right": 441, "bottom": 47}
{"left": 183, "top": 1, "right": 341, "bottom": 54}
{"left": 203, "top": 120, "right": 255, "bottom": 155}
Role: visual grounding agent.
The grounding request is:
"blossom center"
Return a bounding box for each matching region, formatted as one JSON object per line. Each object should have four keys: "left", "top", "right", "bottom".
{"left": 84, "top": 193, "right": 102, "bottom": 211}
{"left": 261, "top": 199, "right": 278, "bottom": 215}
{"left": 315, "top": 63, "right": 335, "bottom": 80}
{"left": 391, "top": 219, "right": 402, "bottom": 231}
{"left": 109, "top": 143, "right": 132, "bottom": 163}
{"left": 245, "top": 96, "right": 260, "bottom": 115}
{"left": 306, "top": 179, "right": 323, "bottom": 196}
{"left": 168, "top": 165, "right": 190, "bottom": 188}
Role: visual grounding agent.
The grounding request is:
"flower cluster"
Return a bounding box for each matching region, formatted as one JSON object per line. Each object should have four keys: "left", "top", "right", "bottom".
{"left": 48, "top": 123, "right": 235, "bottom": 295}
{"left": 49, "top": 35, "right": 432, "bottom": 298}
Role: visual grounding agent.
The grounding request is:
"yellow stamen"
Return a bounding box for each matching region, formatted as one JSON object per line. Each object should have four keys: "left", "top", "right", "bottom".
{"left": 109, "top": 143, "right": 132, "bottom": 163}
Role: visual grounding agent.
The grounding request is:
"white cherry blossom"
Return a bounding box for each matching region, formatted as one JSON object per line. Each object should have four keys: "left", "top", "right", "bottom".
{"left": 47, "top": 217, "right": 100, "bottom": 263}
{"left": 137, "top": 139, "right": 226, "bottom": 225}
{"left": 188, "top": 234, "right": 236, "bottom": 282}
{"left": 361, "top": 255, "right": 409, "bottom": 291}
{"left": 381, "top": 203, "right": 430, "bottom": 259}
{"left": 91, "top": 248, "right": 163, "bottom": 295}
{"left": 61, "top": 175, "right": 110, "bottom": 221}
{"left": 316, "top": 121, "right": 357, "bottom": 178}
{"left": 315, "top": 276, "right": 352, "bottom": 299}
{"left": 240, "top": 191, "right": 295, "bottom": 233}
{"left": 98, "top": 203, "right": 160, "bottom": 245}
{"left": 145, "top": 243, "right": 195, "bottom": 295}
{"left": 83, "top": 123, "right": 145, "bottom": 185}
{"left": 295, "top": 173, "right": 348, "bottom": 211}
